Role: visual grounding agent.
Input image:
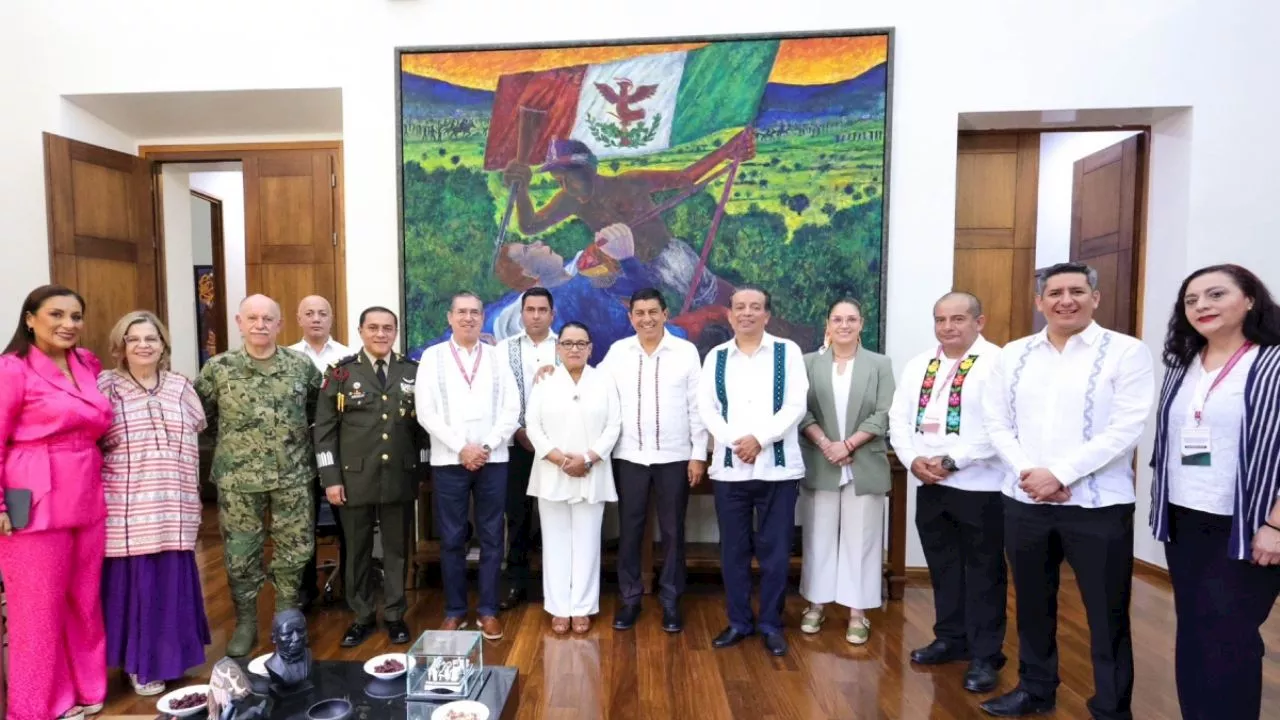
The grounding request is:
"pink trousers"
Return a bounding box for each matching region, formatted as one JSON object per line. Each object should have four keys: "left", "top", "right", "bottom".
{"left": 0, "top": 522, "right": 106, "bottom": 720}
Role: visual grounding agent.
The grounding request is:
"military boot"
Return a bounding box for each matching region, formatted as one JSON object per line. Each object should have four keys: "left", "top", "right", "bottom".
{"left": 227, "top": 602, "right": 258, "bottom": 657}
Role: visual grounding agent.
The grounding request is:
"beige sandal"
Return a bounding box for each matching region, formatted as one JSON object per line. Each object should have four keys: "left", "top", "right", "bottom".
{"left": 551, "top": 616, "right": 570, "bottom": 635}
{"left": 846, "top": 615, "right": 871, "bottom": 645}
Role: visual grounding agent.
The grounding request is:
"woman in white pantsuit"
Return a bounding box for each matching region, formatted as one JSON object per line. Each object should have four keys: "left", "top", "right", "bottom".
{"left": 525, "top": 322, "right": 620, "bottom": 635}
{"left": 798, "top": 298, "right": 895, "bottom": 644}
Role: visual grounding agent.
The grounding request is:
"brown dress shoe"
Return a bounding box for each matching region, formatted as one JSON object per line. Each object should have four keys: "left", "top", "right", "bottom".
{"left": 440, "top": 616, "right": 468, "bottom": 631}
{"left": 571, "top": 616, "right": 591, "bottom": 634}
{"left": 551, "top": 616, "right": 570, "bottom": 635}
{"left": 478, "top": 615, "right": 504, "bottom": 641}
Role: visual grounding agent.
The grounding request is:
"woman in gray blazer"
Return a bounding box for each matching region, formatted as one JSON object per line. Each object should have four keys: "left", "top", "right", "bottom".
{"left": 798, "top": 298, "right": 895, "bottom": 644}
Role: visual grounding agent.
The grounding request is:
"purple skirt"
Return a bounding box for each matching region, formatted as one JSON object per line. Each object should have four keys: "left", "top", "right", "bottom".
{"left": 102, "top": 550, "right": 211, "bottom": 684}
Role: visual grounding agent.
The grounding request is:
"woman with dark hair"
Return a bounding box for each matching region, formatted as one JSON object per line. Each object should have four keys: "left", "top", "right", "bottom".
{"left": 1150, "top": 264, "right": 1280, "bottom": 720}
{"left": 0, "top": 285, "right": 113, "bottom": 720}
{"left": 98, "top": 311, "right": 209, "bottom": 696}
{"left": 524, "top": 321, "right": 620, "bottom": 635}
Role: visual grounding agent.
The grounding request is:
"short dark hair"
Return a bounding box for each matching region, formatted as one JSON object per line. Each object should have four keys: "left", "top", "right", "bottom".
{"left": 731, "top": 284, "right": 772, "bottom": 312}
{"left": 628, "top": 288, "right": 667, "bottom": 311}
{"left": 520, "top": 287, "right": 554, "bottom": 311}
{"left": 935, "top": 291, "right": 983, "bottom": 317}
{"left": 5, "top": 285, "right": 86, "bottom": 357}
{"left": 1035, "top": 263, "right": 1098, "bottom": 295}
{"left": 559, "top": 320, "right": 592, "bottom": 343}
{"left": 1163, "top": 264, "right": 1280, "bottom": 367}
{"left": 449, "top": 291, "right": 482, "bottom": 311}
{"left": 359, "top": 306, "right": 398, "bottom": 327}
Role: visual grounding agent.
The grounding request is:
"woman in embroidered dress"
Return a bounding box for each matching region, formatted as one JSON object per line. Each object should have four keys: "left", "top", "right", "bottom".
{"left": 1149, "top": 265, "right": 1280, "bottom": 720}
{"left": 524, "top": 322, "right": 621, "bottom": 635}
{"left": 98, "top": 311, "right": 210, "bottom": 696}
{"left": 0, "top": 285, "right": 113, "bottom": 720}
{"left": 797, "top": 298, "right": 895, "bottom": 644}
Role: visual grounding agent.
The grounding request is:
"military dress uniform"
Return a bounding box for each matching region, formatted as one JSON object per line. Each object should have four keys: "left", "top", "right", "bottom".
{"left": 195, "top": 346, "right": 322, "bottom": 657}
{"left": 313, "top": 351, "right": 428, "bottom": 637}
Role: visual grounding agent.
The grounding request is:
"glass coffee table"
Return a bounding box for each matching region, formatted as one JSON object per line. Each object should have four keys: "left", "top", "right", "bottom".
{"left": 156, "top": 662, "right": 517, "bottom": 720}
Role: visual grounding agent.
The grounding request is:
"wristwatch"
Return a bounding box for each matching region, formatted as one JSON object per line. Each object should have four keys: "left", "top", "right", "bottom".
{"left": 482, "top": 444, "right": 492, "bottom": 453}
{"left": 940, "top": 456, "right": 958, "bottom": 472}
{"left": 584, "top": 457, "right": 595, "bottom": 471}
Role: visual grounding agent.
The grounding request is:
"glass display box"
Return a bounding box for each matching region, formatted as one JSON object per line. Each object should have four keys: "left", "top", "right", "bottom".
{"left": 407, "top": 630, "right": 483, "bottom": 699}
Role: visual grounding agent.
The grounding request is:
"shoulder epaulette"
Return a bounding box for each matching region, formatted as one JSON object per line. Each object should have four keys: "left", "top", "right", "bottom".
{"left": 331, "top": 353, "right": 360, "bottom": 369}
{"left": 397, "top": 351, "right": 419, "bottom": 366}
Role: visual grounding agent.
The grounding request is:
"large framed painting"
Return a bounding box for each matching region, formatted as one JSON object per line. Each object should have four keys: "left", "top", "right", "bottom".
{"left": 397, "top": 29, "right": 893, "bottom": 361}
{"left": 193, "top": 265, "right": 218, "bottom": 368}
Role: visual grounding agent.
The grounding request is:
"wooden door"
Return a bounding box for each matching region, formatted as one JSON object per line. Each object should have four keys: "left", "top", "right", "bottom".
{"left": 242, "top": 149, "right": 343, "bottom": 344}
{"left": 1070, "top": 134, "right": 1144, "bottom": 335}
{"left": 43, "top": 133, "right": 160, "bottom": 361}
{"left": 953, "top": 133, "right": 1039, "bottom": 346}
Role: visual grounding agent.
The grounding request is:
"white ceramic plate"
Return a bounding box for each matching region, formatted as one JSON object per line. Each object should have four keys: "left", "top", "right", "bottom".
{"left": 363, "top": 652, "right": 409, "bottom": 680}
{"left": 247, "top": 652, "right": 273, "bottom": 677}
{"left": 431, "top": 699, "right": 490, "bottom": 720}
{"left": 156, "top": 684, "right": 210, "bottom": 718}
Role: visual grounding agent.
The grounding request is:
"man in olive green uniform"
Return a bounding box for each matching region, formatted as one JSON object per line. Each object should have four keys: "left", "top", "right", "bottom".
{"left": 313, "top": 306, "right": 429, "bottom": 647}
{"left": 196, "top": 294, "right": 322, "bottom": 657}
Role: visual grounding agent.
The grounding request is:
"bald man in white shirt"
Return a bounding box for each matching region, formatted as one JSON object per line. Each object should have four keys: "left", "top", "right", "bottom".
{"left": 980, "top": 263, "right": 1154, "bottom": 719}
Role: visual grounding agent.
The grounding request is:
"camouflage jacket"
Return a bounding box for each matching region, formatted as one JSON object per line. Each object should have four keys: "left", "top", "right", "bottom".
{"left": 195, "top": 346, "right": 322, "bottom": 492}
{"left": 313, "top": 350, "right": 429, "bottom": 506}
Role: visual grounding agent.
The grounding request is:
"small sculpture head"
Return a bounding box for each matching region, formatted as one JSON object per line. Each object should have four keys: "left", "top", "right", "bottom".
{"left": 271, "top": 609, "right": 309, "bottom": 663}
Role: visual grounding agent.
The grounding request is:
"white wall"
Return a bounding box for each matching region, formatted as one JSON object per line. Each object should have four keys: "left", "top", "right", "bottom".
{"left": 191, "top": 195, "right": 213, "bottom": 266}
{"left": 160, "top": 167, "right": 198, "bottom": 377}
{"left": 1036, "top": 130, "right": 1142, "bottom": 269}
{"left": 188, "top": 171, "right": 246, "bottom": 350}
{"left": 5, "top": 0, "right": 1280, "bottom": 567}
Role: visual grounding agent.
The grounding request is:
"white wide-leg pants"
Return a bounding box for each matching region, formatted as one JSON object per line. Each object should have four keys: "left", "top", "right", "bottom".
{"left": 799, "top": 485, "right": 884, "bottom": 610}
{"left": 538, "top": 499, "right": 605, "bottom": 618}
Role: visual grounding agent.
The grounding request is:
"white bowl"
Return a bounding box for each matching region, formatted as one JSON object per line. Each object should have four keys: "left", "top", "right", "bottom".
{"left": 247, "top": 652, "right": 273, "bottom": 677}
{"left": 363, "top": 652, "right": 409, "bottom": 680}
{"left": 431, "top": 700, "right": 490, "bottom": 720}
{"left": 156, "top": 684, "right": 210, "bottom": 718}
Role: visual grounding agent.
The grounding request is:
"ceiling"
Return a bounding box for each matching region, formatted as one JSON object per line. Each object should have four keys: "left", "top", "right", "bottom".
{"left": 958, "top": 106, "right": 1189, "bottom": 131}
{"left": 63, "top": 88, "right": 343, "bottom": 141}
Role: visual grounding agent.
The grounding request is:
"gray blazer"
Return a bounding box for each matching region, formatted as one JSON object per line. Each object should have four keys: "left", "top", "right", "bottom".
{"left": 799, "top": 349, "right": 895, "bottom": 494}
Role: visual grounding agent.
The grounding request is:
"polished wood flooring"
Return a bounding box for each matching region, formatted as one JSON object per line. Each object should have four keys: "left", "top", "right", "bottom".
{"left": 102, "top": 519, "right": 1280, "bottom": 719}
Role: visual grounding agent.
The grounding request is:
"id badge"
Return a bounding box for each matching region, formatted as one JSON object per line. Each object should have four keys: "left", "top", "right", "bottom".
{"left": 1180, "top": 426, "right": 1212, "bottom": 467}
{"left": 920, "top": 407, "right": 944, "bottom": 435}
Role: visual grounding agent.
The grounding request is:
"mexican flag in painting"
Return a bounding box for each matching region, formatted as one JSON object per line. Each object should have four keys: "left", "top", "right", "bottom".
{"left": 483, "top": 40, "right": 778, "bottom": 170}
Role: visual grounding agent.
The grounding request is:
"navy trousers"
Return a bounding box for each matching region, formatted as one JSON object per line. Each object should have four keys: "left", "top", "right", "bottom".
{"left": 1166, "top": 504, "right": 1280, "bottom": 720}
{"left": 712, "top": 478, "right": 799, "bottom": 635}
{"left": 433, "top": 463, "right": 508, "bottom": 619}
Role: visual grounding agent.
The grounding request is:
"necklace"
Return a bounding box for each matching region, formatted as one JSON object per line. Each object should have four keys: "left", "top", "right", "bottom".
{"left": 124, "top": 368, "right": 161, "bottom": 395}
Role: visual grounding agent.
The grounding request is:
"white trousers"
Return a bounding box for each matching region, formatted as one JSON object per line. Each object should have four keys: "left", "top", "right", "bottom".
{"left": 799, "top": 485, "right": 884, "bottom": 610}
{"left": 538, "top": 499, "right": 605, "bottom": 618}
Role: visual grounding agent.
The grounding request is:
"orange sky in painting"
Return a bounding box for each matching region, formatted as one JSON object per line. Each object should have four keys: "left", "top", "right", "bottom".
{"left": 400, "top": 35, "right": 887, "bottom": 90}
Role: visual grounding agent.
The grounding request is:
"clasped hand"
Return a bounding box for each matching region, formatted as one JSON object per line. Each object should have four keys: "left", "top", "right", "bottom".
{"left": 460, "top": 443, "right": 490, "bottom": 471}
{"left": 733, "top": 435, "right": 762, "bottom": 464}
{"left": 821, "top": 438, "right": 853, "bottom": 466}
{"left": 1019, "top": 468, "right": 1071, "bottom": 503}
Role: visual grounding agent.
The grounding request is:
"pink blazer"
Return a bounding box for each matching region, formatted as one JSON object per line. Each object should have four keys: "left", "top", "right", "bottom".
{"left": 0, "top": 347, "right": 112, "bottom": 531}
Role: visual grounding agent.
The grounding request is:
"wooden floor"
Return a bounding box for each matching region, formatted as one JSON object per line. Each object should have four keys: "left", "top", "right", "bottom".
{"left": 101, "top": 518, "right": 1280, "bottom": 719}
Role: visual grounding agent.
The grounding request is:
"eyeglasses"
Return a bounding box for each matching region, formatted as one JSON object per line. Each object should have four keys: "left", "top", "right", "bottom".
{"left": 558, "top": 341, "right": 591, "bottom": 350}
{"left": 124, "top": 336, "right": 162, "bottom": 346}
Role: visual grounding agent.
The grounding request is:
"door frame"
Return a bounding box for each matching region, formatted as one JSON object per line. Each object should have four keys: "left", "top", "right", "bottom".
{"left": 190, "top": 189, "right": 229, "bottom": 355}
{"left": 138, "top": 140, "right": 348, "bottom": 344}
{"left": 956, "top": 125, "right": 1152, "bottom": 338}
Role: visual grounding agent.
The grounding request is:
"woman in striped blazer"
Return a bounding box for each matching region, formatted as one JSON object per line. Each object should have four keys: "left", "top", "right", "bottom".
{"left": 1149, "top": 264, "right": 1280, "bottom": 720}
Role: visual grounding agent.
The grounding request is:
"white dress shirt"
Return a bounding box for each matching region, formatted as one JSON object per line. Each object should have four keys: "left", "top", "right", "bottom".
{"left": 889, "top": 337, "right": 1005, "bottom": 492}
{"left": 1165, "top": 346, "right": 1258, "bottom": 516}
{"left": 414, "top": 340, "right": 520, "bottom": 466}
{"left": 289, "top": 337, "right": 351, "bottom": 372}
{"left": 697, "top": 332, "right": 809, "bottom": 482}
{"left": 600, "top": 331, "right": 708, "bottom": 466}
{"left": 495, "top": 330, "right": 558, "bottom": 438}
{"left": 830, "top": 358, "right": 854, "bottom": 486}
{"left": 525, "top": 365, "right": 621, "bottom": 505}
{"left": 983, "top": 322, "right": 1155, "bottom": 508}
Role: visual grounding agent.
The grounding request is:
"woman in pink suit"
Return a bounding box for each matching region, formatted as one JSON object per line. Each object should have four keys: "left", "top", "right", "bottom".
{"left": 0, "top": 285, "right": 113, "bottom": 720}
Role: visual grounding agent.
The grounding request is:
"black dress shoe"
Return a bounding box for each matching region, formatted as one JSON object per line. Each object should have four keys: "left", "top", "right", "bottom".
{"left": 613, "top": 603, "right": 641, "bottom": 631}
{"left": 499, "top": 588, "right": 527, "bottom": 611}
{"left": 963, "top": 659, "right": 1002, "bottom": 693}
{"left": 340, "top": 621, "right": 376, "bottom": 648}
{"left": 387, "top": 620, "right": 411, "bottom": 645}
{"left": 711, "top": 626, "right": 752, "bottom": 649}
{"left": 910, "top": 638, "right": 970, "bottom": 665}
{"left": 979, "top": 688, "right": 1055, "bottom": 717}
{"left": 762, "top": 631, "right": 788, "bottom": 656}
{"left": 660, "top": 606, "right": 683, "bottom": 633}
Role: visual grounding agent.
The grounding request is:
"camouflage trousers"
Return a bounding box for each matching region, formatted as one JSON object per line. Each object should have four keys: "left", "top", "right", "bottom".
{"left": 218, "top": 484, "right": 315, "bottom": 612}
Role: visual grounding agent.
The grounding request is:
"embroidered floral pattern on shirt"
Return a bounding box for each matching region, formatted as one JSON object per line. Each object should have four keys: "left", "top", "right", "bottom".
{"left": 915, "top": 354, "right": 979, "bottom": 434}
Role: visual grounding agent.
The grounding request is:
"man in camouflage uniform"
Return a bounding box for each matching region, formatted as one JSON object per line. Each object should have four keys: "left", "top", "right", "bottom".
{"left": 313, "top": 306, "right": 429, "bottom": 648}
{"left": 195, "top": 294, "right": 322, "bottom": 657}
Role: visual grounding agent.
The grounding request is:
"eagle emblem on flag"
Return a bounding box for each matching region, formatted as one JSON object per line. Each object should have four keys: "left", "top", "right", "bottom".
{"left": 588, "top": 77, "right": 662, "bottom": 149}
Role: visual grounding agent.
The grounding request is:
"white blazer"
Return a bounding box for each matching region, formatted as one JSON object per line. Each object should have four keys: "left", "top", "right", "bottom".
{"left": 525, "top": 365, "right": 621, "bottom": 504}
